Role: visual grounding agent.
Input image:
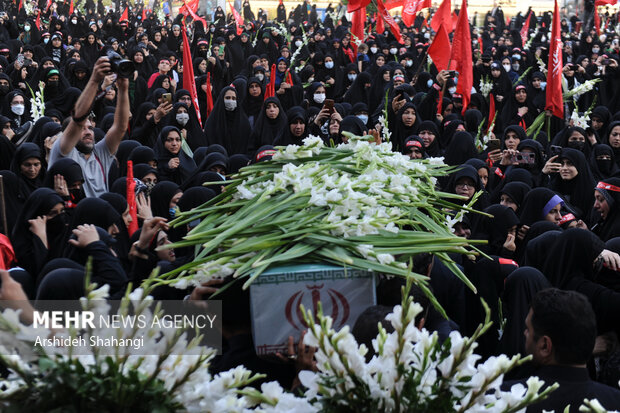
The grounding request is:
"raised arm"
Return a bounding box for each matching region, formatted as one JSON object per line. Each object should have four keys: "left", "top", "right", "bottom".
{"left": 104, "top": 77, "right": 130, "bottom": 155}
{"left": 59, "top": 57, "right": 111, "bottom": 155}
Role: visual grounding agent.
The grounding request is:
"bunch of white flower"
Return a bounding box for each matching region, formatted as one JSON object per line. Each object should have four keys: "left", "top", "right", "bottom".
{"left": 479, "top": 76, "right": 493, "bottom": 98}
{"left": 29, "top": 82, "right": 45, "bottom": 122}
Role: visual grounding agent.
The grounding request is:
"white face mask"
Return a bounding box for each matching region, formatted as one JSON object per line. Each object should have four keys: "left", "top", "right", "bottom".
{"left": 308, "top": 77, "right": 314, "bottom": 83}
{"left": 357, "top": 114, "right": 368, "bottom": 124}
{"left": 224, "top": 100, "right": 237, "bottom": 111}
{"left": 448, "top": 87, "right": 457, "bottom": 95}
{"left": 503, "top": 64, "right": 511, "bottom": 72}
{"left": 256, "top": 73, "right": 264, "bottom": 81}
{"left": 24, "top": 25, "right": 30, "bottom": 32}
{"left": 512, "top": 63, "right": 520, "bottom": 71}
{"left": 44, "top": 38, "right": 49, "bottom": 44}
{"left": 295, "top": 40, "right": 302, "bottom": 47}
{"left": 592, "top": 47, "right": 600, "bottom": 54}
{"left": 390, "top": 48, "right": 398, "bottom": 55}
{"left": 427, "top": 79, "right": 434, "bottom": 88}
{"left": 540, "top": 81, "right": 547, "bottom": 90}
{"left": 71, "top": 19, "right": 77, "bottom": 24}
{"left": 405, "top": 60, "right": 413, "bottom": 67}
{"left": 314, "top": 93, "right": 326, "bottom": 104}
{"left": 424, "top": 32, "right": 430, "bottom": 39}
{"left": 11, "top": 104, "right": 24, "bottom": 116}
{"left": 176, "top": 113, "right": 189, "bottom": 126}
{"left": 348, "top": 73, "right": 357, "bottom": 82}
{"left": 325, "top": 61, "right": 334, "bottom": 69}
{"left": 370, "top": 47, "right": 378, "bottom": 54}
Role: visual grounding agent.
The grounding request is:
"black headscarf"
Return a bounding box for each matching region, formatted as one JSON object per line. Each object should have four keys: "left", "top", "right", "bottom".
{"left": 10, "top": 143, "right": 45, "bottom": 198}
{"left": 203, "top": 86, "right": 252, "bottom": 155}
{"left": 129, "top": 146, "right": 157, "bottom": 166}
{"left": 155, "top": 126, "right": 197, "bottom": 185}
{"left": 392, "top": 102, "right": 420, "bottom": 153}
{"left": 0, "top": 170, "right": 26, "bottom": 236}
{"left": 68, "top": 198, "right": 121, "bottom": 232}
{"left": 590, "top": 144, "right": 619, "bottom": 180}
{"left": 443, "top": 131, "right": 478, "bottom": 167}
{"left": 519, "top": 187, "right": 564, "bottom": 226}
{"left": 473, "top": 204, "right": 520, "bottom": 256}
{"left": 550, "top": 148, "right": 596, "bottom": 220}
{"left": 592, "top": 177, "right": 620, "bottom": 242}
{"left": 249, "top": 96, "right": 287, "bottom": 153}
{"left": 274, "top": 106, "right": 308, "bottom": 146}
{"left": 150, "top": 181, "right": 182, "bottom": 219}
{"left": 500, "top": 182, "right": 531, "bottom": 212}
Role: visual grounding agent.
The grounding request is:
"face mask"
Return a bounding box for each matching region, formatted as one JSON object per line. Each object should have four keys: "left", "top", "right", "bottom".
{"left": 348, "top": 73, "right": 357, "bottom": 82}
{"left": 69, "top": 187, "right": 86, "bottom": 204}
{"left": 169, "top": 207, "right": 177, "bottom": 218}
{"left": 314, "top": 93, "right": 325, "bottom": 104}
{"left": 295, "top": 40, "right": 302, "bottom": 47}
{"left": 512, "top": 54, "right": 521, "bottom": 60}
{"left": 256, "top": 73, "right": 264, "bottom": 81}
{"left": 424, "top": 32, "right": 430, "bottom": 39}
{"left": 598, "top": 159, "right": 613, "bottom": 174}
{"left": 71, "top": 19, "right": 77, "bottom": 24}
{"left": 144, "top": 181, "right": 156, "bottom": 196}
{"left": 325, "top": 61, "right": 334, "bottom": 69}
{"left": 568, "top": 140, "right": 585, "bottom": 151}
{"left": 503, "top": 64, "right": 511, "bottom": 72}
{"left": 176, "top": 113, "right": 189, "bottom": 126}
{"left": 210, "top": 27, "right": 216, "bottom": 33}
{"left": 224, "top": 99, "right": 237, "bottom": 111}
{"left": 540, "top": 35, "right": 547, "bottom": 42}
{"left": 47, "top": 80, "right": 59, "bottom": 89}
{"left": 448, "top": 87, "right": 457, "bottom": 95}
{"left": 540, "top": 81, "right": 547, "bottom": 89}
{"left": 593, "top": 47, "right": 600, "bottom": 54}
{"left": 308, "top": 76, "right": 314, "bottom": 83}
{"left": 370, "top": 47, "right": 378, "bottom": 54}
{"left": 24, "top": 25, "right": 30, "bottom": 32}
{"left": 0, "top": 85, "right": 9, "bottom": 95}
{"left": 512, "top": 63, "right": 520, "bottom": 71}
{"left": 390, "top": 48, "right": 398, "bottom": 55}
{"left": 405, "top": 60, "right": 413, "bottom": 67}
{"left": 11, "top": 104, "right": 24, "bottom": 116}
{"left": 46, "top": 212, "right": 67, "bottom": 233}
{"left": 44, "top": 38, "right": 49, "bottom": 44}
{"left": 427, "top": 79, "right": 434, "bottom": 88}
{"left": 357, "top": 114, "right": 368, "bottom": 124}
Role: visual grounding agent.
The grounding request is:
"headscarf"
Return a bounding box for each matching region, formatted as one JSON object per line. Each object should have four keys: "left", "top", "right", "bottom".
{"left": 150, "top": 181, "right": 182, "bottom": 219}
{"left": 550, "top": 148, "right": 596, "bottom": 220}
{"left": 592, "top": 177, "right": 620, "bottom": 241}
{"left": 155, "top": 126, "right": 197, "bottom": 185}
{"left": 249, "top": 97, "right": 287, "bottom": 153}
{"left": 519, "top": 187, "right": 564, "bottom": 226}
{"left": 590, "top": 144, "right": 619, "bottom": 180}
{"left": 10, "top": 143, "right": 45, "bottom": 198}
{"left": 0, "top": 170, "right": 26, "bottom": 235}
{"left": 203, "top": 86, "right": 252, "bottom": 156}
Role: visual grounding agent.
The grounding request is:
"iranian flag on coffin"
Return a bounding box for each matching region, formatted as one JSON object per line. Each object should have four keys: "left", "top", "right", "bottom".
{"left": 250, "top": 264, "right": 376, "bottom": 356}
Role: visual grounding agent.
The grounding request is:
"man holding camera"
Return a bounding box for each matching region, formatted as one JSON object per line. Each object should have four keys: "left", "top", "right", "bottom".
{"left": 48, "top": 57, "right": 130, "bottom": 198}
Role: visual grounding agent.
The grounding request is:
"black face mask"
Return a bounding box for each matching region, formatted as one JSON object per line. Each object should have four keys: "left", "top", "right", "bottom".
{"left": 0, "top": 84, "right": 9, "bottom": 95}
{"left": 47, "top": 80, "right": 59, "bottom": 90}
{"left": 568, "top": 140, "right": 585, "bottom": 151}
{"left": 69, "top": 187, "right": 86, "bottom": 204}
{"left": 46, "top": 212, "right": 68, "bottom": 235}
{"left": 597, "top": 159, "right": 613, "bottom": 174}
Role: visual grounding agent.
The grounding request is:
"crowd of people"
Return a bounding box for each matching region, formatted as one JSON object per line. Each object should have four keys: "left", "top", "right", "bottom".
{"left": 0, "top": 0, "right": 618, "bottom": 409}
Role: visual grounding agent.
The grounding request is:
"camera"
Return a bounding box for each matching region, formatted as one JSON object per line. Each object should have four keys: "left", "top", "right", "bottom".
{"left": 602, "top": 58, "right": 611, "bottom": 65}
{"left": 549, "top": 145, "right": 563, "bottom": 157}
{"left": 447, "top": 70, "right": 458, "bottom": 78}
{"left": 511, "top": 152, "right": 536, "bottom": 164}
{"left": 105, "top": 49, "right": 134, "bottom": 78}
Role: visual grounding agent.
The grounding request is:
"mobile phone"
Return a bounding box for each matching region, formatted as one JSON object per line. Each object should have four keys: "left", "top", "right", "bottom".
{"left": 602, "top": 59, "right": 611, "bottom": 65}
{"left": 487, "top": 138, "right": 501, "bottom": 152}
{"left": 23, "top": 58, "right": 31, "bottom": 67}
{"left": 447, "top": 70, "right": 458, "bottom": 78}
{"left": 219, "top": 45, "right": 225, "bottom": 55}
{"left": 162, "top": 93, "right": 172, "bottom": 104}
{"left": 511, "top": 152, "right": 536, "bottom": 164}
{"left": 324, "top": 99, "right": 334, "bottom": 114}
{"left": 550, "top": 145, "right": 563, "bottom": 157}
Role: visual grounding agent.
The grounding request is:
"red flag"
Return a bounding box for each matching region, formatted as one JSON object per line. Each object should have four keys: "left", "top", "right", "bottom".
{"left": 69, "top": 0, "right": 74, "bottom": 14}
{"left": 229, "top": 1, "right": 244, "bottom": 35}
{"left": 487, "top": 93, "right": 496, "bottom": 133}
{"left": 142, "top": 7, "right": 147, "bottom": 20}
{"left": 205, "top": 73, "right": 214, "bottom": 118}
{"left": 449, "top": 0, "right": 472, "bottom": 114}
{"left": 546, "top": 0, "right": 563, "bottom": 119}
{"left": 478, "top": 35, "right": 483, "bottom": 53}
{"left": 126, "top": 161, "right": 138, "bottom": 236}
{"left": 45, "top": 0, "right": 52, "bottom": 11}
{"left": 264, "top": 64, "right": 276, "bottom": 100}
{"left": 376, "top": 0, "right": 403, "bottom": 44}
{"left": 181, "top": 23, "right": 203, "bottom": 128}
{"left": 18, "top": 0, "right": 22, "bottom": 11}
{"left": 119, "top": 7, "right": 128, "bottom": 22}
{"left": 403, "top": 0, "right": 431, "bottom": 27}
{"left": 376, "top": 12, "right": 385, "bottom": 35}
{"left": 35, "top": 11, "right": 41, "bottom": 30}
{"left": 430, "top": 0, "right": 452, "bottom": 33}
{"left": 286, "top": 71, "right": 293, "bottom": 86}
{"left": 180, "top": 0, "right": 199, "bottom": 14}
{"left": 520, "top": 11, "right": 532, "bottom": 47}
{"left": 348, "top": 0, "right": 371, "bottom": 13}
{"left": 384, "top": 0, "right": 404, "bottom": 9}
{"left": 351, "top": 8, "right": 365, "bottom": 54}
{"left": 451, "top": 11, "right": 458, "bottom": 32}
{"left": 428, "top": 23, "right": 451, "bottom": 72}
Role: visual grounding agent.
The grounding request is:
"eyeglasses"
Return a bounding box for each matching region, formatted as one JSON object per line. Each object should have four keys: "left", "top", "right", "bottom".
{"left": 456, "top": 182, "right": 474, "bottom": 189}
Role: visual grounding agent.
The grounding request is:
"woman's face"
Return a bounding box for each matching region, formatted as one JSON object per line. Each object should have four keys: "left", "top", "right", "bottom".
{"left": 248, "top": 82, "right": 261, "bottom": 97}
{"left": 141, "top": 172, "right": 157, "bottom": 185}
{"left": 164, "top": 131, "right": 182, "bottom": 154}
{"left": 88, "top": 35, "right": 95, "bottom": 44}
{"left": 177, "top": 106, "right": 188, "bottom": 115}
{"left": 515, "top": 89, "right": 527, "bottom": 103}
{"left": 290, "top": 119, "right": 305, "bottom": 137}
{"left": 154, "top": 32, "right": 162, "bottom": 42}
{"left": 376, "top": 56, "right": 385, "bottom": 66}
{"left": 146, "top": 108, "right": 156, "bottom": 120}
{"left": 477, "top": 167, "right": 489, "bottom": 188}
{"left": 199, "top": 59, "right": 207, "bottom": 72}
{"left": 594, "top": 191, "right": 611, "bottom": 219}
{"left": 545, "top": 203, "right": 562, "bottom": 224}
{"left": 609, "top": 126, "right": 620, "bottom": 148}
{"left": 46, "top": 203, "right": 65, "bottom": 220}
{"left": 134, "top": 52, "right": 144, "bottom": 63}
{"left": 559, "top": 158, "right": 578, "bottom": 180}
{"left": 122, "top": 205, "right": 132, "bottom": 229}
{"left": 266, "top": 102, "right": 279, "bottom": 119}
{"left": 504, "top": 131, "right": 520, "bottom": 150}
{"left": 170, "top": 191, "right": 183, "bottom": 208}
{"left": 278, "top": 60, "right": 287, "bottom": 72}
{"left": 156, "top": 231, "right": 175, "bottom": 262}
{"left": 401, "top": 108, "right": 416, "bottom": 127}
{"left": 20, "top": 157, "right": 41, "bottom": 180}
{"left": 382, "top": 70, "right": 390, "bottom": 81}
{"left": 500, "top": 194, "right": 518, "bottom": 211}
{"left": 455, "top": 177, "right": 476, "bottom": 199}
{"left": 491, "top": 68, "right": 501, "bottom": 78}
{"left": 162, "top": 77, "right": 170, "bottom": 89}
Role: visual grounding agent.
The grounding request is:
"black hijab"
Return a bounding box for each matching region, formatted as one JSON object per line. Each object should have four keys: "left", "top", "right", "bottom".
{"left": 592, "top": 177, "right": 620, "bottom": 242}
{"left": 519, "top": 187, "right": 564, "bottom": 226}
{"left": 150, "top": 181, "right": 182, "bottom": 219}
{"left": 249, "top": 96, "right": 287, "bottom": 153}
{"left": 443, "top": 131, "right": 478, "bottom": 167}
{"left": 10, "top": 143, "right": 45, "bottom": 198}
{"left": 155, "top": 126, "right": 197, "bottom": 185}
{"left": 473, "top": 204, "right": 520, "bottom": 256}
{"left": 550, "top": 148, "right": 596, "bottom": 220}
{"left": 273, "top": 106, "right": 308, "bottom": 147}
{"left": 0, "top": 170, "right": 26, "bottom": 236}
{"left": 203, "top": 86, "right": 252, "bottom": 155}
{"left": 590, "top": 144, "right": 619, "bottom": 180}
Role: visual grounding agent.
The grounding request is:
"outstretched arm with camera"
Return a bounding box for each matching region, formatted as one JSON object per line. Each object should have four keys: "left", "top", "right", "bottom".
{"left": 104, "top": 76, "right": 130, "bottom": 156}
{"left": 60, "top": 57, "right": 111, "bottom": 155}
